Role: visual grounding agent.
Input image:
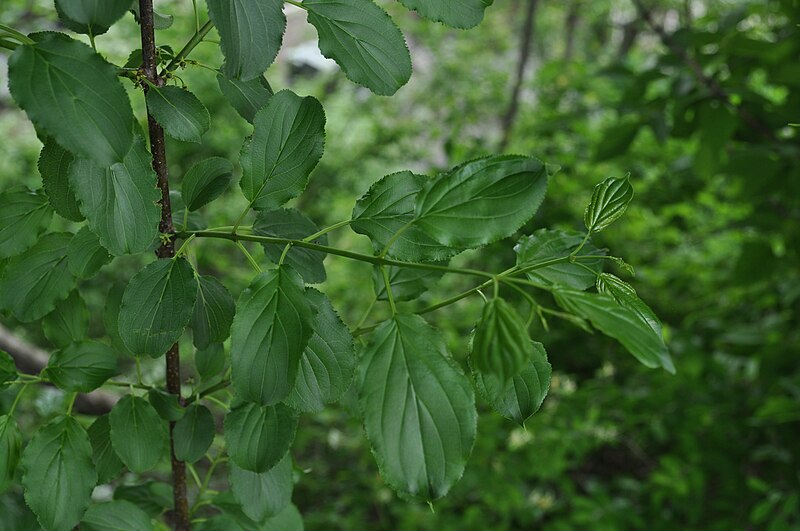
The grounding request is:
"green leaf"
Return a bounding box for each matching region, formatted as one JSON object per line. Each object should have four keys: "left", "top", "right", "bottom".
{"left": 45, "top": 341, "right": 117, "bottom": 393}
{"left": 38, "top": 140, "right": 83, "bottom": 222}
{"left": 358, "top": 314, "right": 476, "bottom": 500}
{"left": 253, "top": 209, "right": 328, "bottom": 283}
{"left": 195, "top": 343, "right": 226, "bottom": 382}
{"left": 109, "top": 395, "right": 167, "bottom": 473}
{"left": 230, "top": 453, "right": 293, "bottom": 522}
{"left": 474, "top": 341, "right": 551, "bottom": 426}
{"left": 81, "top": 500, "right": 153, "bottom": 531}
{"left": 0, "top": 415, "right": 22, "bottom": 493}
{"left": 147, "top": 388, "right": 185, "bottom": 422}
{"left": 224, "top": 402, "right": 298, "bottom": 473}
{"left": 596, "top": 273, "right": 675, "bottom": 373}
{"left": 584, "top": 175, "right": 634, "bottom": 233}
{"left": 129, "top": 4, "right": 174, "bottom": 30}
{"left": 372, "top": 264, "right": 444, "bottom": 301}
{"left": 174, "top": 404, "right": 215, "bottom": 463}
{"left": 0, "top": 186, "right": 53, "bottom": 259}
{"left": 207, "top": 0, "right": 286, "bottom": 81}
{"left": 181, "top": 157, "right": 235, "bottom": 211}
{"left": 553, "top": 289, "right": 673, "bottom": 372}
{"left": 285, "top": 289, "right": 355, "bottom": 412}
{"left": 0, "top": 232, "right": 75, "bottom": 322}
{"left": 8, "top": 33, "right": 134, "bottom": 167}
{"left": 0, "top": 351, "right": 17, "bottom": 390}
{"left": 69, "top": 136, "right": 161, "bottom": 256}
{"left": 397, "top": 0, "right": 493, "bottom": 29}
{"left": 514, "top": 229, "right": 605, "bottom": 290}
{"left": 217, "top": 73, "right": 273, "bottom": 123}
{"left": 350, "top": 171, "right": 463, "bottom": 261}
{"left": 414, "top": 155, "right": 549, "bottom": 248}
{"left": 67, "top": 226, "right": 113, "bottom": 280}
{"left": 305, "top": 0, "right": 411, "bottom": 95}
{"left": 146, "top": 86, "right": 210, "bottom": 143}
{"left": 55, "top": 0, "right": 131, "bottom": 36}
{"left": 87, "top": 415, "right": 123, "bottom": 484}
{"left": 191, "top": 275, "right": 236, "bottom": 350}
{"left": 118, "top": 257, "right": 198, "bottom": 358}
{"left": 103, "top": 283, "right": 133, "bottom": 356}
{"left": 41, "top": 291, "right": 89, "bottom": 348}
{"left": 230, "top": 267, "right": 315, "bottom": 405}
{"left": 21, "top": 416, "right": 97, "bottom": 531}
{"left": 240, "top": 90, "right": 326, "bottom": 211}
{"left": 263, "top": 504, "right": 304, "bottom": 531}
{"left": 593, "top": 119, "right": 641, "bottom": 162}
{"left": 471, "top": 298, "right": 533, "bottom": 382}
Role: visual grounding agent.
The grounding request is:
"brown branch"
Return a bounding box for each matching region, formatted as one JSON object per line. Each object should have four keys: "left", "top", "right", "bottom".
{"left": 137, "top": 1, "right": 189, "bottom": 529}
{"left": 0, "top": 322, "right": 117, "bottom": 414}
{"left": 499, "top": 0, "right": 538, "bottom": 151}
{"left": 632, "top": 0, "right": 776, "bottom": 142}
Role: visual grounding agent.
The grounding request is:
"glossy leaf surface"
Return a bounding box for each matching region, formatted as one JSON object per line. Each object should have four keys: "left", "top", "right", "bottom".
{"left": 8, "top": 33, "right": 134, "bottom": 166}
{"left": 305, "top": 0, "right": 412, "bottom": 95}
{"left": 118, "top": 257, "right": 198, "bottom": 358}
{"left": 285, "top": 289, "right": 355, "bottom": 412}
{"left": 230, "top": 267, "right": 315, "bottom": 405}
{"left": 224, "top": 402, "right": 298, "bottom": 473}
{"left": 21, "top": 416, "right": 96, "bottom": 531}
{"left": 240, "top": 90, "right": 325, "bottom": 211}
{"left": 358, "top": 314, "right": 476, "bottom": 500}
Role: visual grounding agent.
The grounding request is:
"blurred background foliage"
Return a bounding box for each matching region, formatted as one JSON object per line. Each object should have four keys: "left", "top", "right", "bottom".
{"left": 1, "top": 0, "right": 799, "bottom": 529}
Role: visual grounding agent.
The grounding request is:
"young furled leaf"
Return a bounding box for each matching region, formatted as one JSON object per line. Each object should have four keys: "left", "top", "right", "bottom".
{"left": 358, "top": 314, "right": 476, "bottom": 500}
{"left": 554, "top": 289, "right": 674, "bottom": 373}
{"left": 42, "top": 291, "right": 89, "bottom": 348}
{"left": 305, "top": 0, "right": 412, "bottom": 95}
{"left": 397, "top": 0, "right": 493, "bottom": 29}
{"left": 514, "top": 229, "right": 605, "bottom": 290}
{"left": 67, "top": 226, "right": 113, "bottom": 280}
{"left": 285, "top": 289, "right": 356, "bottom": 413}
{"left": 474, "top": 341, "right": 552, "bottom": 426}
{"left": 350, "top": 171, "right": 463, "bottom": 261}
{"left": 0, "top": 232, "right": 75, "bottom": 322}
{"left": 207, "top": 0, "right": 286, "bottom": 81}
{"left": 224, "top": 402, "right": 298, "bottom": 473}
{"left": 118, "top": 257, "right": 198, "bottom": 358}
{"left": 191, "top": 275, "right": 236, "bottom": 350}
{"left": 0, "top": 351, "right": 17, "bottom": 390}
{"left": 414, "top": 155, "right": 549, "bottom": 248}
{"left": 45, "top": 341, "right": 118, "bottom": 393}
{"left": 174, "top": 404, "right": 215, "bottom": 463}
{"left": 253, "top": 209, "right": 328, "bottom": 283}
{"left": 584, "top": 175, "right": 634, "bottom": 233}
{"left": 230, "top": 267, "right": 315, "bottom": 405}
{"left": 69, "top": 136, "right": 161, "bottom": 256}
{"left": 471, "top": 298, "right": 534, "bottom": 382}
{"left": 217, "top": 73, "right": 274, "bottom": 123}
{"left": 0, "top": 186, "right": 53, "bottom": 259}
{"left": 230, "top": 453, "right": 293, "bottom": 522}
{"left": 596, "top": 273, "right": 675, "bottom": 373}
{"left": 146, "top": 85, "right": 210, "bottom": 143}
{"left": 21, "top": 416, "right": 97, "bottom": 531}
{"left": 8, "top": 33, "right": 134, "bottom": 167}
{"left": 240, "top": 90, "right": 326, "bottom": 211}
{"left": 109, "top": 396, "right": 167, "bottom": 473}
{"left": 181, "top": 157, "right": 235, "bottom": 211}
{"left": 38, "top": 140, "right": 83, "bottom": 222}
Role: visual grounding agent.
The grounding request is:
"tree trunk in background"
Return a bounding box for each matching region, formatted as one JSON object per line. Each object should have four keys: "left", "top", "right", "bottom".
{"left": 617, "top": 21, "right": 639, "bottom": 58}
{"left": 499, "top": 0, "right": 538, "bottom": 152}
{"left": 564, "top": 1, "right": 580, "bottom": 61}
